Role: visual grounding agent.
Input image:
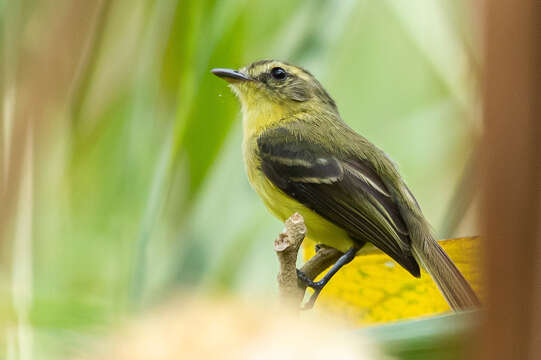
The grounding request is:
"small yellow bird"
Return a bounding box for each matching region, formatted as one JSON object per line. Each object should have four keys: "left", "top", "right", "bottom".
{"left": 212, "top": 60, "right": 479, "bottom": 310}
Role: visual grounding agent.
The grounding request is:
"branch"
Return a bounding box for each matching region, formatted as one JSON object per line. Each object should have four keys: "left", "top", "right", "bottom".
{"left": 274, "top": 213, "right": 343, "bottom": 308}
{"left": 274, "top": 213, "right": 306, "bottom": 303}
{"left": 300, "top": 245, "right": 343, "bottom": 284}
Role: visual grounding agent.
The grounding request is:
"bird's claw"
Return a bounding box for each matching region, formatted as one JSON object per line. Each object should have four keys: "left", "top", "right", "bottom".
{"left": 296, "top": 269, "right": 324, "bottom": 290}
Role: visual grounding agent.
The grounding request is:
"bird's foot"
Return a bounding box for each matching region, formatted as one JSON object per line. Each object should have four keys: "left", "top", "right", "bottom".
{"left": 296, "top": 269, "right": 324, "bottom": 290}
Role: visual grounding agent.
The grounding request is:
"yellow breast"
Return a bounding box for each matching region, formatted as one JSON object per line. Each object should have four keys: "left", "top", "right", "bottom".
{"left": 242, "top": 135, "right": 353, "bottom": 253}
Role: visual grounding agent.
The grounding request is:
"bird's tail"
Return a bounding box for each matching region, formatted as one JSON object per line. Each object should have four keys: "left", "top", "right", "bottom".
{"left": 412, "top": 234, "right": 480, "bottom": 311}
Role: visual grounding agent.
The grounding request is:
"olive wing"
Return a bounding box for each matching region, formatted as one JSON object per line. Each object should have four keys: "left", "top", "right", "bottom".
{"left": 257, "top": 127, "right": 420, "bottom": 277}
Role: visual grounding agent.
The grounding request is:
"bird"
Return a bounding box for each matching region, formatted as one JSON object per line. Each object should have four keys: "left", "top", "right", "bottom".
{"left": 211, "top": 60, "right": 479, "bottom": 310}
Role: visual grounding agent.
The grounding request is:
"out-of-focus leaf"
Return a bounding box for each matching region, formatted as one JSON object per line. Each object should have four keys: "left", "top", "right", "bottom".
{"left": 303, "top": 236, "right": 482, "bottom": 324}
{"left": 384, "top": 0, "right": 474, "bottom": 112}
{"left": 365, "top": 311, "right": 477, "bottom": 360}
{"left": 169, "top": 1, "right": 246, "bottom": 200}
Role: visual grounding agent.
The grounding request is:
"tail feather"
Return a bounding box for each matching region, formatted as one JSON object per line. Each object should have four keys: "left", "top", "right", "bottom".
{"left": 413, "top": 235, "right": 480, "bottom": 311}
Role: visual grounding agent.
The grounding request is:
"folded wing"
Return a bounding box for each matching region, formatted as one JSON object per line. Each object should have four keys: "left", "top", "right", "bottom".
{"left": 257, "top": 126, "right": 420, "bottom": 277}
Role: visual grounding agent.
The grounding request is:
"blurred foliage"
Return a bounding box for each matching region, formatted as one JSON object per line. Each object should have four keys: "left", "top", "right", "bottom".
{"left": 1, "top": 0, "right": 480, "bottom": 359}
{"left": 365, "top": 311, "right": 477, "bottom": 360}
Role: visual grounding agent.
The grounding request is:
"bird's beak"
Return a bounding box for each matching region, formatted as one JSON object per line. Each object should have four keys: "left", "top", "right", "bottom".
{"left": 211, "top": 68, "right": 251, "bottom": 83}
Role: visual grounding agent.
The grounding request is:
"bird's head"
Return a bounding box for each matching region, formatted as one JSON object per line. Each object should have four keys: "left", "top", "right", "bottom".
{"left": 211, "top": 60, "right": 337, "bottom": 117}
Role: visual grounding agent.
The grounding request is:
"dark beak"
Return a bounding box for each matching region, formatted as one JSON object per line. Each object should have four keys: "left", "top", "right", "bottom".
{"left": 211, "top": 68, "right": 251, "bottom": 82}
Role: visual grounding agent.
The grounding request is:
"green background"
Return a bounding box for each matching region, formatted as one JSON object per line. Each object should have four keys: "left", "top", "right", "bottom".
{"left": 1, "top": 0, "right": 480, "bottom": 358}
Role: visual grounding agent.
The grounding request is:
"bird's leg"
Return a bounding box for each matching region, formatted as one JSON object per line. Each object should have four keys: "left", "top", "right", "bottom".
{"left": 297, "top": 246, "right": 358, "bottom": 309}
{"left": 296, "top": 244, "right": 336, "bottom": 288}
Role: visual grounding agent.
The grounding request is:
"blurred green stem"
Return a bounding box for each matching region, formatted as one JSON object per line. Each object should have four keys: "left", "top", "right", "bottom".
{"left": 439, "top": 148, "right": 479, "bottom": 238}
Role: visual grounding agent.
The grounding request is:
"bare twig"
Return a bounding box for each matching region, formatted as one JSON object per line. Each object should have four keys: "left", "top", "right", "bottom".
{"left": 274, "top": 213, "right": 343, "bottom": 308}
{"left": 275, "top": 213, "right": 307, "bottom": 303}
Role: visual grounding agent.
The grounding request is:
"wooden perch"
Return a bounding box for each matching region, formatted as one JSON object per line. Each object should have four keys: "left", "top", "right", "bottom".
{"left": 274, "top": 213, "right": 343, "bottom": 308}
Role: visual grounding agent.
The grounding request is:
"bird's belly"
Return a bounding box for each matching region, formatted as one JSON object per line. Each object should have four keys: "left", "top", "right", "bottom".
{"left": 251, "top": 172, "right": 354, "bottom": 253}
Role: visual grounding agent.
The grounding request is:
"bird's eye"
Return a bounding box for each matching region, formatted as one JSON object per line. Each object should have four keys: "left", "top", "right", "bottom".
{"left": 270, "top": 67, "right": 287, "bottom": 80}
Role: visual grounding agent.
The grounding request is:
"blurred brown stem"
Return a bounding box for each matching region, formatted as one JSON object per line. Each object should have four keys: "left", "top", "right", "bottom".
{"left": 479, "top": 0, "right": 541, "bottom": 359}
{"left": 274, "top": 213, "right": 343, "bottom": 308}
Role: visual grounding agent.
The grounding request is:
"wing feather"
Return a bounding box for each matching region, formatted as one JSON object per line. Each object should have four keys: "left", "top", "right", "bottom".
{"left": 257, "top": 126, "right": 420, "bottom": 277}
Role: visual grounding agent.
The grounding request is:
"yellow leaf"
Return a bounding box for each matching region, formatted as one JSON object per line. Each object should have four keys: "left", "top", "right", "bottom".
{"left": 302, "top": 237, "right": 482, "bottom": 324}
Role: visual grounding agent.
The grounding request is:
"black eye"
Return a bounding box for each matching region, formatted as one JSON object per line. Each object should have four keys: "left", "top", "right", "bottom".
{"left": 270, "top": 67, "right": 287, "bottom": 80}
